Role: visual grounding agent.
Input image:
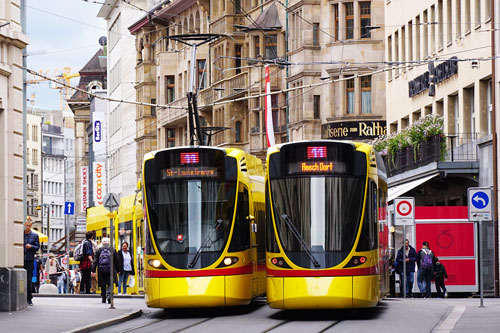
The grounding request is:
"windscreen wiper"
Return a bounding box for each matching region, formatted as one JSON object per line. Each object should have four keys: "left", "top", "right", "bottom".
{"left": 281, "top": 214, "right": 320, "bottom": 268}
{"left": 188, "top": 219, "right": 223, "bottom": 268}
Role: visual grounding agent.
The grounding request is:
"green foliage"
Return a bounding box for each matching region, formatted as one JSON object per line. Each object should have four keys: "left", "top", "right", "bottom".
{"left": 372, "top": 114, "right": 444, "bottom": 165}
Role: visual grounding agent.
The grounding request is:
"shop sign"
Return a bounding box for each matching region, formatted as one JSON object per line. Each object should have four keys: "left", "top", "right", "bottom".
{"left": 409, "top": 57, "right": 458, "bottom": 97}
{"left": 321, "top": 120, "right": 386, "bottom": 140}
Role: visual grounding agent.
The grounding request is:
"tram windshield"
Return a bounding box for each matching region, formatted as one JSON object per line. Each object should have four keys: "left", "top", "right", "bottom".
{"left": 145, "top": 179, "right": 236, "bottom": 269}
{"left": 270, "top": 176, "right": 365, "bottom": 269}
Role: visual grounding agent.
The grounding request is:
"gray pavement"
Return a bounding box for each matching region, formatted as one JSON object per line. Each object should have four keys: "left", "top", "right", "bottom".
{"left": 1, "top": 296, "right": 500, "bottom": 332}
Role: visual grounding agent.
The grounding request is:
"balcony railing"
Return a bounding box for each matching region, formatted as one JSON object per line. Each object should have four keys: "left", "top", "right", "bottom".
{"left": 42, "top": 124, "right": 61, "bottom": 135}
{"left": 159, "top": 97, "right": 188, "bottom": 126}
{"left": 383, "top": 133, "right": 478, "bottom": 177}
{"left": 42, "top": 147, "right": 64, "bottom": 156}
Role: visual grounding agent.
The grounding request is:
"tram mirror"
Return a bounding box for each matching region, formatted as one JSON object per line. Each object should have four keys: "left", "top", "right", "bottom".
{"left": 246, "top": 215, "right": 255, "bottom": 222}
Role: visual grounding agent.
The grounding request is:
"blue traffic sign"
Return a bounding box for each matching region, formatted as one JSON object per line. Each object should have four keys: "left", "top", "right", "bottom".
{"left": 471, "top": 192, "right": 489, "bottom": 209}
{"left": 64, "top": 202, "right": 75, "bottom": 215}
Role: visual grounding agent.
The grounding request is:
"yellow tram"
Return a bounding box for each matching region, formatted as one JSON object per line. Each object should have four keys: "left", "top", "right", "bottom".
{"left": 85, "top": 192, "right": 145, "bottom": 294}
{"left": 142, "top": 147, "right": 266, "bottom": 308}
{"left": 265, "top": 141, "right": 389, "bottom": 309}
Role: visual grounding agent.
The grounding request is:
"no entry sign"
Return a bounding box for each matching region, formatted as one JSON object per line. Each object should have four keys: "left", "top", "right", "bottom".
{"left": 394, "top": 197, "right": 415, "bottom": 226}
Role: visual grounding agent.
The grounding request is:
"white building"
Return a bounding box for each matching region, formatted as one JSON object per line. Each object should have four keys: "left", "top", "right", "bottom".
{"left": 98, "top": 0, "right": 146, "bottom": 197}
{"left": 27, "top": 112, "right": 42, "bottom": 231}
{"left": 42, "top": 123, "right": 66, "bottom": 244}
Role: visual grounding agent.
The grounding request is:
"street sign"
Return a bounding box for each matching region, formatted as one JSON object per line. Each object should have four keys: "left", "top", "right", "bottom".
{"left": 468, "top": 187, "right": 492, "bottom": 221}
{"left": 64, "top": 202, "right": 75, "bottom": 215}
{"left": 394, "top": 197, "right": 415, "bottom": 226}
{"left": 103, "top": 193, "right": 120, "bottom": 212}
{"left": 61, "top": 257, "right": 68, "bottom": 266}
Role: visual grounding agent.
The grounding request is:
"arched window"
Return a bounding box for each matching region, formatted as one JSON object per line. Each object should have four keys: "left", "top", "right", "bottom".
{"left": 235, "top": 121, "right": 242, "bottom": 142}
{"left": 195, "top": 11, "right": 201, "bottom": 33}
{"left": 189, "top": 14, "right": 194, "bottom": 33}
{"left": 183, "top": 18, "right": 188, "bottom": 34}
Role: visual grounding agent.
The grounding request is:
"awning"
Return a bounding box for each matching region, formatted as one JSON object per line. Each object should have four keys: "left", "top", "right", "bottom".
{"left": 388, "top": 173, "right": 439, "bottom": 202}
{"left": 32, "top": 229, "right": 48, "bottom": 243}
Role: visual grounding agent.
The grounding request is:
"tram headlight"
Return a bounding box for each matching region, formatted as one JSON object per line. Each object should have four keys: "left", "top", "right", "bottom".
{"left": 148, "top": 259, "right": 162, "bottom": 268}
{"left": 223, "top": 257, "right": 233, "bottom": 266}
{"left": 217, "top": 256, "right": 238, "bottom": 268}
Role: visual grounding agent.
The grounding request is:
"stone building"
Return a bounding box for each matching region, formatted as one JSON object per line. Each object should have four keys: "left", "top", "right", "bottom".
{"left": 384, "top": 0, "right": 495, "bottom": 292}
{"left": 98, "top": 0, "right": 145, "bottom": 194}
{"left": 0, "top": 0, "right": 29, "bottom": 311}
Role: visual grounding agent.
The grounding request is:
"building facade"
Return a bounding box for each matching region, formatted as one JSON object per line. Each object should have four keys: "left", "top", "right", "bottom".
{"left": 98, "top": 0, "right": 145, "bottom": 195}
{"left": 68, "top": 49, "right": 107, "bottom": 222}
{"left": 0, "top": 0, "right": 29, "bottom": 311}
{"left": 42, "top": 123, "right": 66, "bottom": 245}
{"left": 385, "top": 0, "right": 495, "bottom": 292}
{"left": 26, "top": 112, "right": 42, "bottom": 231}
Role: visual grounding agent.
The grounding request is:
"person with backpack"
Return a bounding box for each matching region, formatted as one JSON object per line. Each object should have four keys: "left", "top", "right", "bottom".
{"left": 434, "top": 258, "right": 448, "bottom": 298}
{"left": 395, "top": 239, "right": 417, "bottom": 298}
{"left": 91, "top": 237, "right": 119, "bottom": 304}
{"left": 416, "top": 241, "right": 436, "bottom": 298}
{"left": 79, "top": 231, "right": 95, "bottom": 294}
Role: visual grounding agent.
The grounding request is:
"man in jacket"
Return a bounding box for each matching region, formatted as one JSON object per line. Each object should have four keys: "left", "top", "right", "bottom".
{"left": 91, "top": 237, "right": 119, "bottom": 303}
{"left": 24, "top": 218, "right": 39, "bottom": 306}
{"left": 395, "top": 239, "right": 417, "bottom": 298}
{"left": 416, "top": 241, "right": 437, "bottom": 298}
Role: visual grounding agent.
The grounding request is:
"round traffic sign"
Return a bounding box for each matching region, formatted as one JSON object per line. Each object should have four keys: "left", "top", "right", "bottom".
{"left": 471, "top": 191, "right": 489, "bottom": 209}
{"left": 396, "top": 200, "right": 412, "bottom": 216}
{"left": 61, "top": 257, "right": 68, "bottom": 265}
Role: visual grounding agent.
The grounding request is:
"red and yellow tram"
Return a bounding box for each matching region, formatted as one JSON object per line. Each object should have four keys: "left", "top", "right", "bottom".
{"left": 265, "top": 141, "right": 389, "bottom": 309}
{"left": 142, "top": 147, "right": 266, "bottom": 308}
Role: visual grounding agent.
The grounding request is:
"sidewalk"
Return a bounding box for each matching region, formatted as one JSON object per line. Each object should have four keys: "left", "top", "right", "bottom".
{"left": 0, "top": 295, "right": 147, "bottom": 333}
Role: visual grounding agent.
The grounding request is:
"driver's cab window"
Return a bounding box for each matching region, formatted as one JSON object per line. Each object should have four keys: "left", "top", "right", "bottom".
{"left": 229, "top": 185, "right": 250, "bottom": 252}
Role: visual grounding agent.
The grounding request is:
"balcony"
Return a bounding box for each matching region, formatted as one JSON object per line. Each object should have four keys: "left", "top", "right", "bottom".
{"left": 212, "top": 72, "right": 248, "bottom": 103}
{"left": 42, "top": 147, "right": 64, "bottom": 157}
{"left": 384, "top": 133, "right": 478, "bottom": 178}
{"left": 211, "top": 15, "right": 246, "bottom": 36}
{"left": 42, "top": 124, "right": 62, "bottom": 135}
{"left": 159, "top": 97, "right": 188, "bottom": 126}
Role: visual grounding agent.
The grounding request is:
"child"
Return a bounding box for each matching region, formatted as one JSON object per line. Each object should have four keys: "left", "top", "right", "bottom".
{"left": 434, "top": 258, "right": 448, "bottom": 298}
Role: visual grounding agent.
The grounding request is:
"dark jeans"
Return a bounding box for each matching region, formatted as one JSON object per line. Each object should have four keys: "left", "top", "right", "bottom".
{"left": 435, "top": 276, "right": 447, "bottom": 298}
{"left": 100, "top": 283, "right": 112, "bottom": 303}
{"left": 398, "top": 271, "right": 414, "bottom": 297}
{"left": 418, "top": 268, "right": 434, "bottom": 297}
{"left": 80, "top": 268, "right": 92, "bottom": 294}
{"left": 24, "top": 261, "right": 34, "bottom": 302}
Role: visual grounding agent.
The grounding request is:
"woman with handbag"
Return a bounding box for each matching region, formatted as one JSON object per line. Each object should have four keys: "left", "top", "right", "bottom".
{"left": 117, "top": 241, "right": 135, "bottom": 295}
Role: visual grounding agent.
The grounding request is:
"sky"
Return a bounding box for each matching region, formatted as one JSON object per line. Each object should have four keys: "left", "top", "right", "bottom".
{"left": 26, "top": 0, "right": 107, "bottom": 110}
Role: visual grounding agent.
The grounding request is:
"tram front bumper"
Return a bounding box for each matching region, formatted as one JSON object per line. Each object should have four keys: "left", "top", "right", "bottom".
{"left": 267, "top": 275, "right": 379, "bottom": 309}
{"left": 145, "top": 274, "right": 253, "bottom": 308}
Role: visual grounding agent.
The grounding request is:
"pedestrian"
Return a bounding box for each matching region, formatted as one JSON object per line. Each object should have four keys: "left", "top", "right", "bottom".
{"left": 395, "top": 239, "right": 417, "bottom": 298}
{"left": 57, "top": 269, "right": 67, "bottom": 294}
{"left": 24, "top": 218, "right": 40, "bottom": 306}
{"left": 45, "top": 253, "right": 61, "bottom": 286}
{"left": 79, "top": 231, "right": 95, "bottom": 294}
{"left": 117, "top": 241, "right": 135, "bottom": 295}
{"left": 91, "top": 237, "right": 119, "bottom": 304}
{"left": 416, "top": 241, "right": 436, "bottom": 298}
{"left": 434, "top": 258, "right": 448, "bottom": 298}
{"left": 72, "top": 268, "right": 81, "bottom": 294}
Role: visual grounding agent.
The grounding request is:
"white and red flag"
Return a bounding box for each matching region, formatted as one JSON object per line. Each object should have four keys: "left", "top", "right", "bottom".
{"left": 264, "top": 65, "right": 275, "bottom": 147}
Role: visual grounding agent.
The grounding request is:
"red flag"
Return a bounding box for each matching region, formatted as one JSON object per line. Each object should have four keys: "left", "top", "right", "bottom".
{"left": 265, "top": 65, "right": 275, "bottom": 147}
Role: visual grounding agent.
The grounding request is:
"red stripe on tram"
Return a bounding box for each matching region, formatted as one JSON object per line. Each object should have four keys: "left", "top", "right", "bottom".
{"left": 266, "top": 266, "right": 378, "bottom": 277}
{"left": 146, "top": 264, "right": 253, "bottom": 278}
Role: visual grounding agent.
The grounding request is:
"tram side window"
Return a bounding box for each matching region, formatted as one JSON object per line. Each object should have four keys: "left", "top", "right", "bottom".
{"left": 356, "top": 180, "right": 378, "bottom": 251}
{"left": 228, "top": 187, "right": 251, "bottom": 252}
{"left": 266, "top": 183, "right": 280, "bottom": 253}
